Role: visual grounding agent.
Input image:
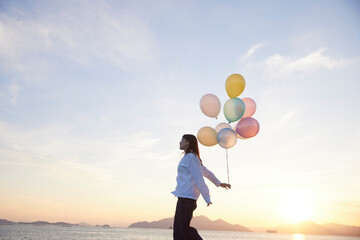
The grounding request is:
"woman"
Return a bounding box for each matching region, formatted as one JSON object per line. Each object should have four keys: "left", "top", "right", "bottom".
{"left": 172, "top": 134, "right": 231, "bottom": 240}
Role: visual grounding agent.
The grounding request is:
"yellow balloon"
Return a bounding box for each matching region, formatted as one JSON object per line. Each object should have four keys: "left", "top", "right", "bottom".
{"left": 225, "top": 73, "right": 246, "bottom": 98}
{"left": 197, "top": 126, "right": 218, "bottom": 146}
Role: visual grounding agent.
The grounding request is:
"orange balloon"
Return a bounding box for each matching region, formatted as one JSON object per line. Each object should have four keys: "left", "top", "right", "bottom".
{"left": 197, "top": 126, "right": 218, "bottom": 146}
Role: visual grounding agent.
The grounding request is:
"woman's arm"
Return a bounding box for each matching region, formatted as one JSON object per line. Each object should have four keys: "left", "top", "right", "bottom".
{"left": 203, "top": 165, "right": 231, "bottom": 189}
{"left": 202, "top": 165, "right": 221, "bottom": 186}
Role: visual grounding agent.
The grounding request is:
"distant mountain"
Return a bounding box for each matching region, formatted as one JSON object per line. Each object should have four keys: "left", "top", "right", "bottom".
{"left": 129, "top": 217, "right": 173, "bottom": 229}
{"left": 6, "top": 220, "right": 77, "bottom": 227}
{"left": 193, "top": 216, "right": 252, "bottom": 232}
{"left": 323, "top": 223, "right": 360, "bottom": 236}
{"left": 0, "top": 219, "right": 15, "bottom": 225}
{"left": 77, "top": 222, "right": 92, "bottom": 227}
{"left": 17, "top": 221, "right": 52, "bottom": 225}
{"left": 277, "top": 221, "right": 360, "bottom": 236}
{"left": 54, "top": 222, "right": 75, "bottom": 227}
{"left": 277, "top": 221, "right": 336, "bottom": 235}
{"left": 129, "top": 215, "right": 252, "bottom": 232}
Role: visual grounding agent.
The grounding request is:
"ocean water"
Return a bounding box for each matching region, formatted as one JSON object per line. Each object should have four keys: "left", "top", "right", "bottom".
{"left": 0, "top": 224, "right": 358, "bottom": 240}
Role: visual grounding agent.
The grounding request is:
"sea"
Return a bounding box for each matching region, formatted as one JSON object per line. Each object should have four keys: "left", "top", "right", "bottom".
{"left": 0, "top": 225, "right": 359, "bottom": 240}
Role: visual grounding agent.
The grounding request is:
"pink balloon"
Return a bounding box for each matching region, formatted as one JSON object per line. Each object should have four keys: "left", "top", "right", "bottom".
{"left": 242, "top": 98, "right": 256, "bottom": 118}
{"left": 200, "top": 94, "right": 221, "bottom": 118}
{"left": 233, "top": 123, "right": 248, "bottom": 140}
{"left": 236, "top": 117, "right": 260, "bottom": 138}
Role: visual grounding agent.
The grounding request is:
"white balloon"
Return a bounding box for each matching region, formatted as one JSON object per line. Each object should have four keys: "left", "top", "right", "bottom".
{"left": 200, "top": 94, "right": 221, "bottom": 118}
{"left": 217, "top": 128, "right": 237, "bottom": 149}
{"left": 215, "top": 122, "right": 231, "bottom": 132}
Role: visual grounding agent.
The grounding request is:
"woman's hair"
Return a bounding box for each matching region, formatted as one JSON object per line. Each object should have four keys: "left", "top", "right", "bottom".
{"left": 182, "top": 134, "right": 203, "bottom": 165}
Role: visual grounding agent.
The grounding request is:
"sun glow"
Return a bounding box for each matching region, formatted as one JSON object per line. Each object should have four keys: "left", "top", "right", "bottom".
{"left": 293, "top": 234, "right": 305, "bottom": 240}
{"left": 281, "top": 192, "right": 312, "bottom": 223}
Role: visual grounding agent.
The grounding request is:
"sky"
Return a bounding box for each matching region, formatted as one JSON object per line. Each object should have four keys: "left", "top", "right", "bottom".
{"left": 0, "top": 0, "right": 359, "bottom": 228}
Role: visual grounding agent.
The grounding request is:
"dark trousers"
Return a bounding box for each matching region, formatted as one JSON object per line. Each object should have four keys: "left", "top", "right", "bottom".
{"left": 173, "top": 197, "right": 203, "bottom": 240}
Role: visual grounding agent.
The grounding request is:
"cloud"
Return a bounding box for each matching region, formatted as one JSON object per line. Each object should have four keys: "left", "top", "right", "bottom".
{"left": 10, "top": 82, "right": 20, "bottom": 104}
{"left": 0, "top": 147, "right": 115, "bottom": 183}
{"left": 242, "top": 43, "right": 264, "bottom": 60}
{"left": 0, "top": 119, "right": 168, "bottom": 183}
{"left": 0, "top": 119, "right": 161, "bottom": 161}
{"left": 264, "top": 48, "right": 351, "bottom": 78}
{"left": 0, "top": 1, "right": 156, "bottom": 81}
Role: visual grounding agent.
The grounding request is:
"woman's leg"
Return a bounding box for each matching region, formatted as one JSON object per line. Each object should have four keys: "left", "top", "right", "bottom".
{"left": 173, "top": 198, "right": 202, "bottom": 240}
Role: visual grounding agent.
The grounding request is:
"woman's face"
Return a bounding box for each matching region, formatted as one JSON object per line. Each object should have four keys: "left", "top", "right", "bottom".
{"left": 179, "top": 137, "right": 189, "bottom": 151}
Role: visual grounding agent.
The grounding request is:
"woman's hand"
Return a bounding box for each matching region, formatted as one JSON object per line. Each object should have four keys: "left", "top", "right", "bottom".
{"left": 220, "top": 183, "right": 231, "bottom": 189}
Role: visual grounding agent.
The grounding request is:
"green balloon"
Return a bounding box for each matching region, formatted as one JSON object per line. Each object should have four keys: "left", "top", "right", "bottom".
{"left": 223, "top": 98, "right": 245, "bottom": 122}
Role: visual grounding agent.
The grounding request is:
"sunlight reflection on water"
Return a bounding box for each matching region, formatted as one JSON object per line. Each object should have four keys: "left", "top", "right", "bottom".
{"left": 293, "top": 234, "right": 305, "bottom": 240}
{"left": 0, "top": 225, "right": 358, "bottom": 240}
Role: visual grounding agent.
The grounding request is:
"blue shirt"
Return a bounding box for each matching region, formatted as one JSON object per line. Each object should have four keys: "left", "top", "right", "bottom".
{"left": 171, "top": 153, "right": 221, "bottom": 204}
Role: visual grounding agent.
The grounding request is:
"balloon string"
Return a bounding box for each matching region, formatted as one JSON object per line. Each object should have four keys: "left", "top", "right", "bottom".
{"left": 226, "top": 149, "right": 230, "bottom": 185}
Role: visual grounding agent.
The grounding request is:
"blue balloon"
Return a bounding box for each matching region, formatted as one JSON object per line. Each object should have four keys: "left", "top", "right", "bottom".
{"left": 223, "top": 98, "right": 245, "bottom": 122}
{"left": 217, "top": 128, "right": 237, "bottom": 149}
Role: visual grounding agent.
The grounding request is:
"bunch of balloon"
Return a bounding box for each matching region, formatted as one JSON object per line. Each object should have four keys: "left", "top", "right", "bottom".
{"left": 197, "top": 73, "right": 260, "bottom": 184}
